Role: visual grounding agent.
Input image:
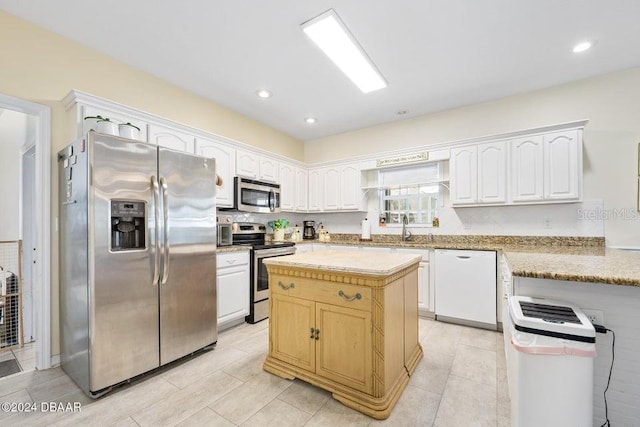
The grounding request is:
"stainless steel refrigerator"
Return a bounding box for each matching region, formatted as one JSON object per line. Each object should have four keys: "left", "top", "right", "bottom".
{"left": 58, "top": 131, "right": 217, "bottom": 397}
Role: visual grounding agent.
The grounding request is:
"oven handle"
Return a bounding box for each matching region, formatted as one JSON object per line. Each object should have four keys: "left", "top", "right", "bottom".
{"left": 254, "top": 247, "right": 297, "bottom": 257}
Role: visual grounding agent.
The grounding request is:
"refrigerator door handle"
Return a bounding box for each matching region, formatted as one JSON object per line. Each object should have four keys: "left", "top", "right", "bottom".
{"left": 160, "top": 177, "right": 170, "bottom": 284}
{"left": 151, "top": 175, "right": 161, "bottom": 286}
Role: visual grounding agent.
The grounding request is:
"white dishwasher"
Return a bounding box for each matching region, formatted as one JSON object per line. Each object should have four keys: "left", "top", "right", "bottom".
{"left": 434, "top": 249, "right": 497, "bottom": 329}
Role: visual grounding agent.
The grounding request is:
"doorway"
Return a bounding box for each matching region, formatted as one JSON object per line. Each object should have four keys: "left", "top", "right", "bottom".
{"left": 0, "top": 94, "right": 51, "bottom": 372}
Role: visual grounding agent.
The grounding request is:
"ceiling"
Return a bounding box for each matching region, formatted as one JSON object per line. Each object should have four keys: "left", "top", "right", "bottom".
{"left": 2, "top": 1, "right": 640, "bottom": 141}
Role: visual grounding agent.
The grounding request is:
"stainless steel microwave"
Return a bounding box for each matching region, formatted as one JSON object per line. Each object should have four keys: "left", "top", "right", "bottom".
{"left": 226, "top": 177, "right": 281, "bottom": 213}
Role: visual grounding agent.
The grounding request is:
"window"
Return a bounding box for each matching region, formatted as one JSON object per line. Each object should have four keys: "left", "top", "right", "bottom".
{"left": 378, "top": 163, "right": 441, "bottom": 226}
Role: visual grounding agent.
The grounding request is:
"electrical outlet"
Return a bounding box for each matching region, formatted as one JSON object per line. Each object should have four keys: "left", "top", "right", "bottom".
{"left": 543, "top": 217, "right": 552, "bottom": 229}
{"left": 582, "top": 309, "right": 604, "bottom": 325}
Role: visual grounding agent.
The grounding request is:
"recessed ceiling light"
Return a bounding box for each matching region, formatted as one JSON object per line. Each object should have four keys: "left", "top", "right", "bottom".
{"left": 305, "top": 117, "right": 317, "bottom": 124}
{"left": 301, "top": 9, "right": 387, "bottom": 94}
{"left": 396, "top": 110, "right": 408, "bottom": 115}
{"left": 572, "top": 41, "right": 593, "bottom": 53}
{"left": 256, "top": 89, "right": 272, "bottom": 99}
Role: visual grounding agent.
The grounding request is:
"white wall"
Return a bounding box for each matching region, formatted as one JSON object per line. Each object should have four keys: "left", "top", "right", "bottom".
{"left": 305, "top": 68, "right": 640, "bottom": 247}
{"left": 0, "top": 109, "right": 31, "bottom": 240}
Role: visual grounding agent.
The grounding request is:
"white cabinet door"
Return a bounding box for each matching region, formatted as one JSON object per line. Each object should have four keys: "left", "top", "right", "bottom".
{"left": 295, "top": 167, "right": 308, "bottom": 211}
{"left": 394, "top": 248, "right": 431, "bottom": 314}
{"left": 259, "top": 156, "right": 279, "bottom": 183}
{"left": 217, "top": 252, "right": 250, "bottom": 328}
{"left": 149, "top": 124, "right": 195, "bottom": 153}
{"left": 478, "top": 141, "right": 507, "bottom": 204}
{"left": 450, "top": 146, "right": 478, "bottom": 204}
{"left": 418, "top": 262, "right": 430, "bottom": 313}
{"left": 196, "top": 138, "right": 236, "bottom": 208}
{"left": 340, "top": 164, "right": 362, "bottom": 210}
{"left": 323, "top": 167, "right": 341, "bottom": 210}
{"left": 544, "top": 130, "right": 580, "bottom": 200}
{"left": 279, "top": 162, "right": 296, "bottom": 211}
{"left": 308, "top": 168, "right": 323, "bottom": 211}
{"left": 236, "top": 149, "right": 259, "bottom": 179}
{"left": 511, "top": 136, "right": 544, "bottom": 202}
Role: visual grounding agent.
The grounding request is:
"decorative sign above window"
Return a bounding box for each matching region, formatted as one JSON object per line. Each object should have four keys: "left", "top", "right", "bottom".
{"left": 376, "top": 152, "right": 429, "bottom": 168}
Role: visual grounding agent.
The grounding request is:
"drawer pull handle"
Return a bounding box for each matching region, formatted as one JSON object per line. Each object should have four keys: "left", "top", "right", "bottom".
{"left": 278, "top": 281, "right": 295, "bottom": 290}
{"left": 226, "top": 259, "right": 236, "bottom": 264}
{"left": 338, "top": 290, "right": 361, "bottom": 302}
{"left": 310, "top": 327, "right": 315, "bottom": 339}
{"left": 315, "top": 328, "right": 320, "bottom": 340}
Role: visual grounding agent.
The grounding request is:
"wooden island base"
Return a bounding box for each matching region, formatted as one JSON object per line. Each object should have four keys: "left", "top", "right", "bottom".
{"left": 264, "top": 344, "right": 423, "bottom": 420}
{"left": 262, "top": 250, "right": 424, "bottom": 420}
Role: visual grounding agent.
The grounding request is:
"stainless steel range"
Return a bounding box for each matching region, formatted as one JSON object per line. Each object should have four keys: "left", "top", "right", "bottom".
{"left": 232, "top": 223, "right": 296, "bottom": 323}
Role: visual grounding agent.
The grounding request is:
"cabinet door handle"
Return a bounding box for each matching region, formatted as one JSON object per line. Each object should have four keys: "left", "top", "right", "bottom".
{"left": 314, "top": 328, "right": 320, "bottom": 340}
{"left": 310, "top": 327, "right": 315, "bottom": 339}
{"left": 278, "top": 281, "right": 295, "bottom": 290}
{"left": 338, "top": 290, "right": 361, "bottom": 302}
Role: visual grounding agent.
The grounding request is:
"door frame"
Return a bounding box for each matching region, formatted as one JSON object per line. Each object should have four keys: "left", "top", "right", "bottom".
{"left": 21, "top": 145, "right": 36, "bottom": 343}
{"left": 0, "top": 93, "right": 51, "bottom": 369}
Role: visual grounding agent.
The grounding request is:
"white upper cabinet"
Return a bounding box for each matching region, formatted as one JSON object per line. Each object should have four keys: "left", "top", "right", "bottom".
{"left": 317, "top": 163, "right": 363, "bottom": 211}
{"left": 323, "top": 167, "right": 341, "bottom": 210}
{"left": 451, "top": 142, "right": 507, "bottom": 205}
{"left": 259, "top": 156, "right": 279, "bottom": 183}
{"left": 279, "top": 162, "right": 296, "bottom": 211}
{"left": 195, "top": 138, "right": 236, "bottom": 208}
{"left": 511, "top": 135, "right": 544, "bottom": 202}
{"left": 340, "top": 164, "right": 362, "bottom": 210}
{"left": 236, "top": 150, "right": 279, "bottom": 183}
{"left": 478, "top": 141, "right": 507, "bottom": 204}
{"left": 511, "top": 129, "right": 581, "bottom": 203}
{"left": 450, "top": 128, "right": 582, "bottom": 207}
{"left": 450, "top": 146, "right": 478, "bottom": 205}
{"left": 236, "top": 149, "right": 259, "bottom": 179}
{"left": 280, "top": 162, "right": 309, "bottom": 212}
{"left": 544, "top": 130, "right": 580, "bottom": 200}
{"left": 308, "top": 168, "right": 323, "bottom": 211}
{"left": 149, "top": 124, "right": 195, "bottom": 153}
{"left": 295, "top": 168, "right": 308, "bottom": 211}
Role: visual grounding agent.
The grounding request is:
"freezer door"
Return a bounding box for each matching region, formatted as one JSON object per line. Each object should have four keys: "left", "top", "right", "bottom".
{"left": 158, "top": 148, "right": 217, "bottom": 365}
{"left": 90, "top": 134, "right": 160, "bottom": 391}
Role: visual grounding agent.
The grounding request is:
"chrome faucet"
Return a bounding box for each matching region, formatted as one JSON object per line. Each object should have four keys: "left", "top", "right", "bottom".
{"left": 401, "top": 214, "right": 412, "bottom": 241}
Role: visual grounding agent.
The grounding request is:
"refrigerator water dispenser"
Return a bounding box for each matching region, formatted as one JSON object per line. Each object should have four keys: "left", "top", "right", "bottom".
{"left": 111, "top": 200, "right": 146, "bottom": 250}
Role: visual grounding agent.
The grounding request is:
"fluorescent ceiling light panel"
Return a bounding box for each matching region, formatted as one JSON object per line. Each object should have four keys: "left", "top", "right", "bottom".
{"left": 302, "top": 9, "right": 387, "bottom": 93}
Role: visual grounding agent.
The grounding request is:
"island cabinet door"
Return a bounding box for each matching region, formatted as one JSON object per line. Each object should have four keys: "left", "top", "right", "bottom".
{"left": 315, "top": 303, "right": 373, "bottom": 394}
{"left": 270, "top": 294, "right": 316, "bottom": 372}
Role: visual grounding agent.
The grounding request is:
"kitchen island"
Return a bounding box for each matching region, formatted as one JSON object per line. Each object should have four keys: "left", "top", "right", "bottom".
{"left": 262, "top": 250, "right": 423, "bottom": 419}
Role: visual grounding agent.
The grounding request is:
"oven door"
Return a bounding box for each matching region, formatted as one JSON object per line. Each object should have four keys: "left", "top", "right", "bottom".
{"left": 236, "top": 177, "right": 281, "bottom": 213}
{"left": 253, "top": 247, "right": 296, "bottom": 302}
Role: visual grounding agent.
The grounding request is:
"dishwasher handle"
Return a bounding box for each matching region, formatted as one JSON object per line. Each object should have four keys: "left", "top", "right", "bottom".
{"left": 456, "top": 255, "right": 472, "bottom": 260}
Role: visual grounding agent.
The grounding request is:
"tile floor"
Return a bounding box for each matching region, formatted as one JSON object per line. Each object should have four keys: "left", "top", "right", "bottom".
{"left": 0, "top": 341, "right": 37, "bottom": 374}
{"left": 0, "top": 318, "right": 510, "bottom": 426}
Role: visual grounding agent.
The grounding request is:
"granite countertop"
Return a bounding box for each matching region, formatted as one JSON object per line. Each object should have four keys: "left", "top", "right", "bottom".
{"left": 217, "top": 245, "right": 251, "bottom": 254}
{"left": 504, "top": 247, "right": 640, "bottom": 287}
{"left": 292, "top": 234, "right": 640, "bottom": 287}
{"left": 263, "top": 250, "right": 422, "bottom": 277}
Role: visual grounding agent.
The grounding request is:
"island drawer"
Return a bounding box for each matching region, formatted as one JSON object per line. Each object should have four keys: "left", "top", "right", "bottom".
{"left": 271, "top": 275, "right": 372, "bottom": 311}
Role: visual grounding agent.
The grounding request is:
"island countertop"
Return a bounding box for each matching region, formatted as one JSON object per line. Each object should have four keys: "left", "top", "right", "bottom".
{"left": 263, "top": 249, "right": 422, "bottom": 276}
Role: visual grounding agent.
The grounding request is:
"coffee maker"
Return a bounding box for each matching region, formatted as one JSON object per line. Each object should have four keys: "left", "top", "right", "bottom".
{"left": 303, "top": 220, "right": 316, "bottom": 240}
